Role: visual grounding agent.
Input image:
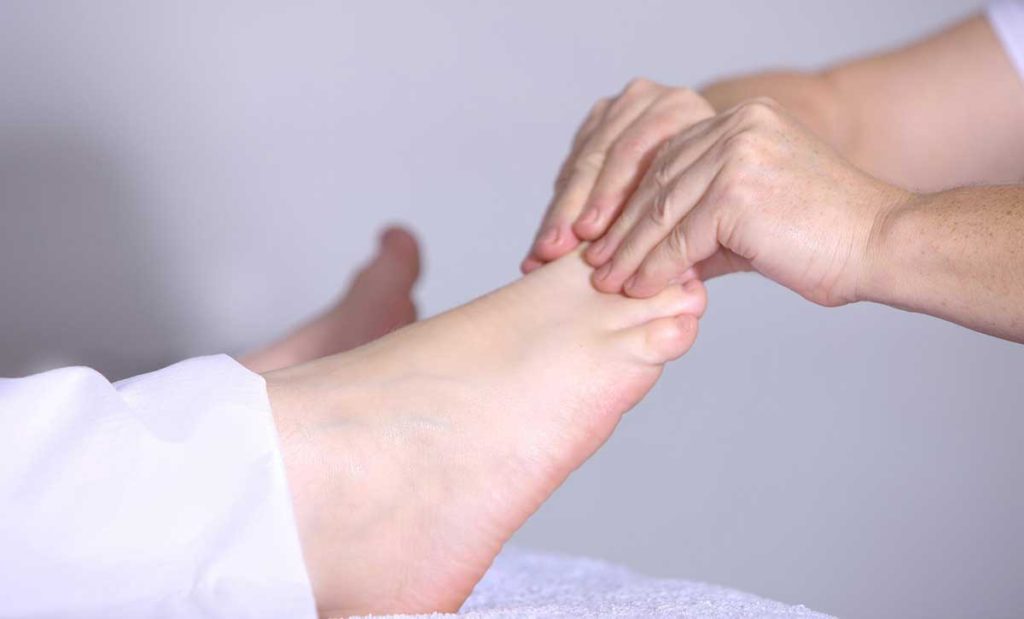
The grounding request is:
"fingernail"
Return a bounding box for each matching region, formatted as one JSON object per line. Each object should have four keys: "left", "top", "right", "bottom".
{"left": 541, "top": 227, "right": 560, "bottom": 245}
{"left": 594, "top": 263, "right": 612, "bottom": 281}
{"left": 589, "top": 237, "right": 606, "bottom": 257}
{"left": 581, "top": 208, "right": 600, "bottom": 226}
{"left": 624, "top": 274, "right": 638, "bottom": 290}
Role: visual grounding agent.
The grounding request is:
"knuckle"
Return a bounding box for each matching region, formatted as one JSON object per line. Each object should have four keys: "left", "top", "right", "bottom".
{"left": 624, "top": 77, "right": 656, "bottom": 95}
{"left": 661, "top": 86, "right": 697, "bottom": 106}
{"left": 611, "top": 134, "right": 648, "bottom": 160}
{"left": 618, "top": 77, "right": 659, "bottom": 98}
{"left": 574, "top": 150, "right": 606, "bottom": 175}
{"left": 648, "top": 187, "right": 675, "bottom": 226}
{"left": 737, "top": 97, "right": 780, "bottom": 126}
{"left": 670, "top": 91, "right": 714, "bottom": 118}
{"left": 750, "top": 95, "right": 780, "bottom": 109}
{"left": 723, "top": 130, "right": 762, "bottom": 159}
{"left": 651, "top": 157, "right": 674, "bottom": 191}
{"left": 715, "top": 174, "right": 752, "bottom": 209}
{"left": 665, "top": 223, "right": 689, "bottom": 260}
{"left": 655, "top": 135, "right": 677, "bottom": 158}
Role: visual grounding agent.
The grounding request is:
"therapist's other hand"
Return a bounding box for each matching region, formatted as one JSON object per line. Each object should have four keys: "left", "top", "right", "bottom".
{"left": 522, "top": 79, "right": 714, "bottom": 272}
{"left": 584, "top": 98, "right": 912, "bottom": 307}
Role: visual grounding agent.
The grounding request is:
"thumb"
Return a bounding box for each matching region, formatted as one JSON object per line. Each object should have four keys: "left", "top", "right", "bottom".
{"left": 693, "top": 248, "right": 752, "bottom": 281}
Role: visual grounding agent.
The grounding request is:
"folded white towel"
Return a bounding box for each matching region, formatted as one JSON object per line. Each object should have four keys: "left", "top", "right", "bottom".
{"left": 361, "top": 546, "right": 831, "bottom": 618}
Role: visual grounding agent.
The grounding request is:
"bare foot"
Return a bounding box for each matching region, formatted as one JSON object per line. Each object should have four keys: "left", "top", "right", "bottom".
{"left": 241, "top": 227, "right": 420, "bottom": 373}
{"left": 265, "top": 249, "right": 706, "bottom": 617}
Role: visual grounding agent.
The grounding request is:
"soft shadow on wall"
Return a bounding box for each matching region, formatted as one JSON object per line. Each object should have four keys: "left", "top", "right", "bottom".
{"left": 0, "top": 128, "right": 188, "bottom": 380}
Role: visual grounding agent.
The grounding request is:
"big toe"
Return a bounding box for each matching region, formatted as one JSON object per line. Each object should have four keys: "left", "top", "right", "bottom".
{"left": 344, "top": 225, "right": 421, "bottom": 320}
{"left": 622, "top": 314, "right": 700, "bottom": 364}
{"left": 374, "top": 226, "right": 421, "bottom": 288}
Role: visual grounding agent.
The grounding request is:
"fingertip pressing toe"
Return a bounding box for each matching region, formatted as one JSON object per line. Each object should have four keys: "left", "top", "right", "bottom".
{"left": 590, "top": 263, "right": 622, "bottom": 293}
{"left": 623, "top": 274, "right": 663, "bottom": 299}
{"left": 533, "top": 229, "right": 583, "bottom": 262}
{"left": 572, "top": 209, "right": 605, "bottom": 241}
{"left": 521, "top": 256, "right": 544, "bottom": 273}
{"left": 584, "top": 238, "right": 612, "bottom": 267}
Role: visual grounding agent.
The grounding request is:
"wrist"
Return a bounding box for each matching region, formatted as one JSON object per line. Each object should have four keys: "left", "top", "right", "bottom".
{"left": 701, "top": 70, "right": 854, "bottom": 153}
{"left": 857, "top": 188, "right": 930, "bottom": 307}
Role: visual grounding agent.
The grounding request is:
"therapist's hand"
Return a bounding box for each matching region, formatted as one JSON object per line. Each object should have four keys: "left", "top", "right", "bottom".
{"left": 582, "top": 97, "right": 912, "bottom": 307}
{"left": 522, "top": 79, "right": 714, "bottom": 272}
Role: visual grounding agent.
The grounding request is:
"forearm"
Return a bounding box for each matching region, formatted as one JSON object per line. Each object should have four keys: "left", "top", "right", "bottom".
{"left": 701, "top": 70, "right": 855, "bottom": 160}
{"left": 701, "top": 15, "right": 1024, "bottom": 192}
{"left": 862, "top": 186, "right": 1024, "bottom": 342}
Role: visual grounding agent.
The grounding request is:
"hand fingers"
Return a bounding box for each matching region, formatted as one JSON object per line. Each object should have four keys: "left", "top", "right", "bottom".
{"left": 584, "top": 112, "right": 728, "bottom": 270}
{"left": 692, "top": 248, "right": 751, "bottom": 281}
{"left": 590, "top": 144, "right": 726, "bottom": 294}
{"left": 526, "top": 80, "right": 662, "bottom": 267}
{"left": 615, "top": 103, "right": 776, "bottom": 294}
{"left": 555, "top": 98, "right": 613, "bottom": 194}
{"left": 623, "top": 199, "right": 721, "bottom": 297}
{"left": 573, "top": 89, "right": 713, "bottom": 242}
{"left": 528, "top": 157, "right": 603, "bottom": 262}
{"left": 522, "top": 98, "right": 613, "bottom": 271}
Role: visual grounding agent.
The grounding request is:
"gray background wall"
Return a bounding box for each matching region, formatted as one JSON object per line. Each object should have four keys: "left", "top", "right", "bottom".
{"left": 1, "top": 1, "right": 1020, "bottom": 617}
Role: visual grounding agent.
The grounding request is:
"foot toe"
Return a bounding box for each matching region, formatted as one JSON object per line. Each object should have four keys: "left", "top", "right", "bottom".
{"left": 376, "top": 226, "right": 421, "bottom": 288}
{"left": 625, "top": 314, "right": 699, "bottom": 364}
{"left": 619, "top": 280, "right": 707, "bottom": 327}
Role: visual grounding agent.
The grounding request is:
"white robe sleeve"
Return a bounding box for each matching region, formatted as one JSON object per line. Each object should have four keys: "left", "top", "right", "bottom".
{"left": 0, "top": 354, "right": 317, "bottom": 619}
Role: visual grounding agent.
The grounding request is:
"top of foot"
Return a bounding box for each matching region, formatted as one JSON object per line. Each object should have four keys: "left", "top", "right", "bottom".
{"left": 267, "top": 249, "right": 706, "bottom": 617}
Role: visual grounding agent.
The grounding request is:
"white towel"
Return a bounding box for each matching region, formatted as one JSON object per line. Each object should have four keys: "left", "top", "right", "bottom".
{"left": 359, "top": 546, "right": 831, "bottom": 618}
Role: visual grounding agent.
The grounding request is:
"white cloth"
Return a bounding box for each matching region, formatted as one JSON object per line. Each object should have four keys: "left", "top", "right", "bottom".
{"left": 0, "top": 355, "right": 316, "bottom": 619}
{"left": 989, "top": 0, "right": 1024, "bottom": 79}
{"left": 361, "top": 546, "right": 832, "bottom": 619}
{"left": 0, "top": 355, "right": 834, "bottom": 618}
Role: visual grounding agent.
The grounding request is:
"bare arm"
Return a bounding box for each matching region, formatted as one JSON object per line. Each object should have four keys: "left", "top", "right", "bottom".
{"left": 571, "top": 96, "right": 1024, "bottom": 343}
{"left": 524, "top": 12, "right": 1024, "bottom": 342}
{"left": 701, "top": 15, "right": 1024, "bottom": 191}
{"left": 866, "top": 186, "right": 1024, "bottom": 342}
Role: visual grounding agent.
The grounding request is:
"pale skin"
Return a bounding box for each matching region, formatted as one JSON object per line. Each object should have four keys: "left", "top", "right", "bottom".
{"left": 239, "top": 229, "right": 708, "bottom": 617}
{"left": 524, "top": 14, "right": 1024, "bottom": 343}
{"left": 264, "top": 250, "right": 706, "bottom": 617}
{"left": 233, "top": 10, "right": 1024, "bottom": 618}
